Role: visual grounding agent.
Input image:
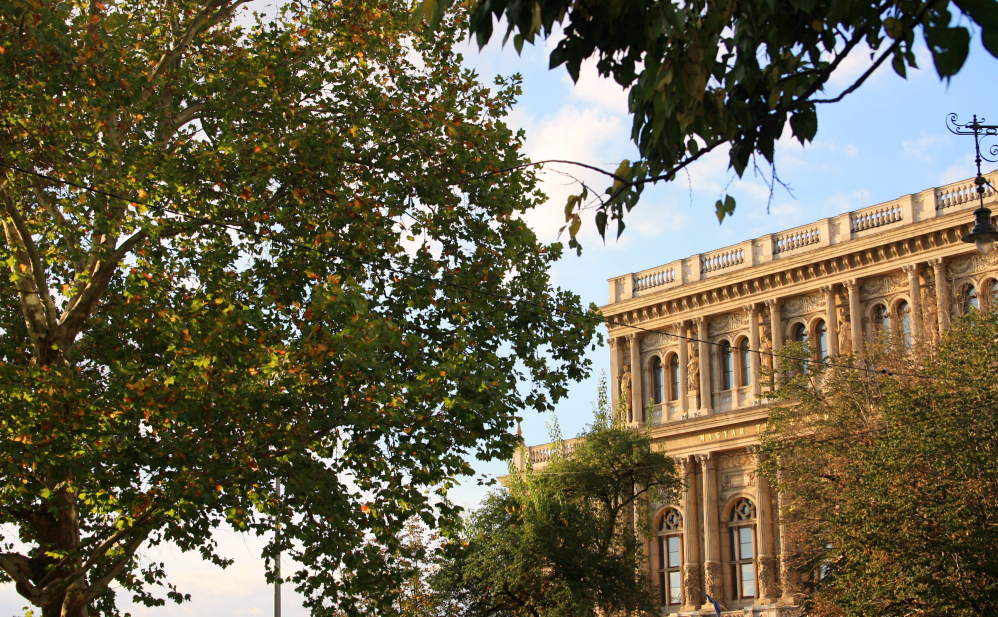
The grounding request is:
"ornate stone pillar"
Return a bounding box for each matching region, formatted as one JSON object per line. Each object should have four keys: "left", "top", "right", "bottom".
{"left": 695, "top": 317, "right": 713, "bottom": 415}
{"left": 678, "top": 321, "right": 689, "bottom": 415}
{"left": 755, "top": 455, "right": 778, "bottom": 604}
{"left": 679, "top": 456, "right": 701, "bottom": 611}
{"left": 629, "top": 333, "right": 644, "bottom": 425}
{"left": 765, "top": 299, "right": 782, "bottom": 383}
{"left": 697, "top": 453, "right": 722, "bottom": 603}
{"left": 904, "top": 264, "right": 923, "bottom": 340}
{"left": 930, "top": 258, "right": 951, "bottom": 333}
{"left": 845, "top": 279, "right": 864, "bottom": 355}
{"left": 745, "top": 304, "right": 761, "bottom": 397}
{"left": 821, "top": 285, "right": 838, "bottom": 358}
{"left": 609, "top": 337, "right": 622, "bottom": 410}
{"left": 777, "top": 466, "right": 801, "bottom": 605}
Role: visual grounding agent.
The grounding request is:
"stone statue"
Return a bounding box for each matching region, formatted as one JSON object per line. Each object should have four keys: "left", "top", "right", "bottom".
{"left": 759, "top": 328, "right": 773, "bottom": 370}
{"left": 837, "top": 315, "right": 852, "bottom": 354}
{"left": 618, "top": 364, "right": 633, "bottom": 417}
{"left": 687, "top": 349, "right": 700, "bottom": 393}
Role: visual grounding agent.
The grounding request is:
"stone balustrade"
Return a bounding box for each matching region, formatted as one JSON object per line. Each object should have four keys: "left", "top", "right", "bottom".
{"left": 937, "top": 177, "right": 997, "bottom": 210}
{"left": 850, "top": 202, "right": 903, "bottom": 233}
{"left": 773, "top": 226, "right": 820, "bottom": 254}
{"left": 701, "top": 247, "right": 745, "bottom": 274}
{"left": 634, "top": 265, "right": 675, "bottom": 292}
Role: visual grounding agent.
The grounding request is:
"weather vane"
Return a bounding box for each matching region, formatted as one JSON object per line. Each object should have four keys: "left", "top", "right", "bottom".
{"left": 947, "top": 114, "right": 998, "bottom": 255}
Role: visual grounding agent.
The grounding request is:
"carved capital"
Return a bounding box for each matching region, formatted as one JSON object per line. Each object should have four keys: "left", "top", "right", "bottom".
{"left": 927, "top": 256, "right": 944, "bottom": 268}
{"left": 743, "top": 302, "right": 760, "bottom": 315}
{"left": 818, "top": 284, "right": 834, "bottom": 293}
{"left": 844, "top": 277, "right": 861, "bottom": 291}
{"left": 695, "top": 452, "right": 716, "bottom": 470}
{"left": 764, "top": 297, "right": 780, "bottom": 309}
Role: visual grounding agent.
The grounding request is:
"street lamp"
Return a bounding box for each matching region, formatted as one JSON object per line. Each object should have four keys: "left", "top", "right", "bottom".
{"left": 947, "top": 114, "right": 998, "bottom": 255}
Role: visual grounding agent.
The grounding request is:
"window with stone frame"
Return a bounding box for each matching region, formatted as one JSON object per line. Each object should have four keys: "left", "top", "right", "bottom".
{"left": 737, "top": 337, "right": 751, "bottom": 388}
{"left": 871, "top": 303, "right": 891, "bottom": 333}
{"left": 729, "top": 497, "right": 758, "bottom": 600}
{"left": 989, "top": 279, "right": 998, "bottom": 312}
{"left": 668, "top": 353, "right": 680, "bottom": 401}
{"left": 651, "top": 355, "right": 665, "bottom": 404}
{"left": 896, "top": 300, "right": 912, "bottom": 348}
{"left": 815, "top": 319, "right": 828, "bottom": 360}
{"left": 658, "top": 509, "right": 684, "bottom": 607}
{"left": 719, "top": 340, "right": 734, "bottom": 391}
{"left": 960, "top": 283, "right": 979, "bottom": 315}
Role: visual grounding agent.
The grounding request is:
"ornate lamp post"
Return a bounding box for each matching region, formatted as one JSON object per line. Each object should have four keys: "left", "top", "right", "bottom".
{"left": 947, "top": 114, "right": 998, "bottom": 255}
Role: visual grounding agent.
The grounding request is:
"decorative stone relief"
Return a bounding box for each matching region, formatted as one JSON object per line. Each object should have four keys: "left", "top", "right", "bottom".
{"left": 758, "top": 555, "right": 779, "bottom": 603}
{"left": 717, "top": 452, "right": 753, "bottom": 470}
{"left": 640, "top": 329, "right": 677, "bottom": 351}
{"left": 948, "top": 250, "right": 998, "bottom": 276}
{"left": 721, "top": 470, "right": 756, "bottom": 491}
{"left": 707, "top": 312, "right": 748, "bottom": 336}
{"left": 860, "top": 274, "right": 907, "bottom": 300}
{"left": 703, "top": 562, "right": 723, "bottom": 604}
{"left": 682, "top": 564, "right": 701, "bottom": 610}
{"left": 781, "top": 294, "right": 822, "bottom": 318}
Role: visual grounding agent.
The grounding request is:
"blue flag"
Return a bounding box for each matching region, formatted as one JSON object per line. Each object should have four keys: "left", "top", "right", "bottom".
{"left": 704, "top": 592, "right": 723, "bottom": 617}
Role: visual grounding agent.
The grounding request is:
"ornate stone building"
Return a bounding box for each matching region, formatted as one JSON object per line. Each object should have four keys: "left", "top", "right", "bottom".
{"left": 515, "top": 171, "right": 998, "bottom": 615}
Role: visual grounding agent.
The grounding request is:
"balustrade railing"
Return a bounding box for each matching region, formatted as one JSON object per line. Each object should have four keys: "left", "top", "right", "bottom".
{"left": 851, "top": 203, "right": 903, "bottom": 233}
{"left": 634, "top": 266, "right": 675, "bottom": 292}
{"left": 527, "top": 439, "right": 582, "bottom": 464}
{"left": 937, "top": 178, "right": 996, "bottom": 210}
{"left": 701, "top": 248, "right": 745, "bottom": 274}
{"left": 773, "top": 227, "right": 820, "bottom": 254}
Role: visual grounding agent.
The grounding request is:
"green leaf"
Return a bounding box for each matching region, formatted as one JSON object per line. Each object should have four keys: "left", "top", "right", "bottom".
{"left": 716, "top": 194, "right": 736, "bottom": 223}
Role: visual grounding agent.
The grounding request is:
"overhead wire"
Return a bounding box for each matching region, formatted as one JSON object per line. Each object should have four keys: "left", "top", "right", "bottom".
{"left": 1, "top": 159, "right": 995, "bottom": 384}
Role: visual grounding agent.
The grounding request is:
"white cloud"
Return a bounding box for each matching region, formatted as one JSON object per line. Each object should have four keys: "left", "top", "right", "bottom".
{"left": 902, "top": 134, "right": 948, "bottom": 162}
{"left": 562, "top": 60, "right": 630, "bottom": 114}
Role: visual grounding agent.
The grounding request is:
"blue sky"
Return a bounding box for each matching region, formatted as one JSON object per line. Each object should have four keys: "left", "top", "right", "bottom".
{"left": 2, "top": 9, "right": 997, "bottom": 617}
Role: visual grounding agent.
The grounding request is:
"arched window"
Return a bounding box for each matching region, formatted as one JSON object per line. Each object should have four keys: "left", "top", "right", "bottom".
{"left": 897, "top": 300, "right": 912, "bottom": 348}
{"left": 964, "top": 284, "right": 979, "bottom": 314}
{"left": 652, "top": 356, "right": 664, "bottom": 404}
{"left": 815, "top": 319, "right": 828, "bottom": 360}
{"left": 872, "top": 304, "right": 890, "bottom": 333}
{"left": 658, "top": 509, "right": 684, "bottom": 607}
{"left": 669, "top": 355, "right": 680, "bottom": 402}
{"left": 729, "top": 498, "right": 757, "bottom": 600}
{"left": 738, "top": 339, "right": 751, "bottom": 387}
{"left": 791, "top": 323, "right": 807, "bottom": 344}
{"left": 720, "top": 340, "right": 734, "bottom": 391}
{"left": 990, "top": 280, "right": 998, "bottom": 311}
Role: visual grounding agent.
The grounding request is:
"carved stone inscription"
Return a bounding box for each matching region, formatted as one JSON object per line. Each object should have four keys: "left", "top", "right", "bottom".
{"left": 781, "top": 294, "right": 822, "bottom": 318}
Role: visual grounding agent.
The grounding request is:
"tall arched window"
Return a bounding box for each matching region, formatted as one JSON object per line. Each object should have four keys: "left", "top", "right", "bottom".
{"left": 729, "top": 498, "right": 757, "bottom": 600}
{"left": 791, "top": 323, "right": 807, "bottom": 344}
{"left": 897, "top": 300, "right": 912, "bottom": 348}
{"left": 669, "top": 355, "right": 680, "bottom": 401}
{"left": 991, "top": 280, "right": 998, "bottom": 311}
{"left": 652, "top": 356, "right": 664, "bottom": 404}
{"left": 658, "top": 509, "right": 684, "bottom": 608}
{"left": 815, "top": 319, "right": 828, "bottom": 360}
{"left": 738, "top": 339, "right": 751, "bottom": 387}
{"left": 872, "top": 304, "right": 890, "bottom": 333}
{"left": 964, "top": 284, "right": 979, "bottom": 314}
{"left": 720, "top": 340, "right": 734, "bottom": 391}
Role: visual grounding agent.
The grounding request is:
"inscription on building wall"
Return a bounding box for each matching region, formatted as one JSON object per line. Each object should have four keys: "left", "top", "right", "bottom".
{"left": 949, "top": 251, "right": 998, "bottom": 276}
{"left": 699, "top": 423, "right": 768, "bottom": 443}
{"left": 640, "top": 330, "right": 677, "bottom": 351}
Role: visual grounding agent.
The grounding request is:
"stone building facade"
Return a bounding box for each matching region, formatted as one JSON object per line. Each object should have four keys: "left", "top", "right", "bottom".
{"left": 515, "top": 171, "right": 998, "bottom": 615}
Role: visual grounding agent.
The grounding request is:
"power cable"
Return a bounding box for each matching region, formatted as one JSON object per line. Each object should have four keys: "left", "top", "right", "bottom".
{"left": 1, "top": 160, "right": 995, "bottom": 384}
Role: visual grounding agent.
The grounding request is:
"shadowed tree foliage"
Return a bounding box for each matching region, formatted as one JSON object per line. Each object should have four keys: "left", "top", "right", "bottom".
{"left": 417, "top": 0, "right": 998, "bottom": 249}
{"left": 760, "top": 314, "right": 998, "bottom": 617}
{"left": 431, "top": 379, "right": 680, "bottom": 617}
{"left": 0, "top": 1, "right": 597, "bottom": 615}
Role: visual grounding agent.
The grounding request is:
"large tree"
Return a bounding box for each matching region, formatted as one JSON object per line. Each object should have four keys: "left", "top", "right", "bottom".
{"left": 0, "top": 1, "right": 596, "bottom": 615}
{"left": 419, "top": 0, "right": 998, "bottom": 246}
{"left": 759, "top": 316, "right": 998, "bottom": 617}
{"left": 432, "top": 381, "right": 679, "bottom": 617}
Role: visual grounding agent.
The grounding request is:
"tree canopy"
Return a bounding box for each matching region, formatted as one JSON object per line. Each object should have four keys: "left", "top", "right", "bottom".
{"left": 760, "top": 315, "right": 998, "bottom": 617}
{"left": 418, "top": 0, "right": 998, "bottom": 247}
{"left": 0, "top": 1, "right": 597, "bottom": 615}
{"left": 431, "top": 380, "right": 680, "bottom": 617}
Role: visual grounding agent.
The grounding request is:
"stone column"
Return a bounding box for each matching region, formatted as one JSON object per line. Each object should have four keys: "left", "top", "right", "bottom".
{"left": 845, "top": 279, "right": 864, "bottom": 355}
{"left": 678, "top": 321, "right": 689, "bottom": 415}
{"left": 695, "top": 317, "right": 713, "bottom": 415}
{"left": 755, "top": 455, "right": 778, "bottom": 604}
{"left": 904, "top": 264, "right": 923, "bottom": 340}
{"left": 820, "top": 285, "right": 838, "bottom": 358}
{"left": 766, "top": 299, "right": 782, "bottom": 383}
{"left": 745, "top": 304, "right": 761, "bottom": 397}
{"left": 609, "top": 337, "right": 621, "bottom": 410}
{"left": 629, "top": 333, "right": 644, "bottom": 425}
{"left": 778, "top": 486, "right": 801, "bottom": 605}
{"left": 929, "top": 258, "right": 951, "bottom": 333}
{"left": 679, "top": 456, "right": 701, "bottom": 611}
{"left": 698, "top": 453, "right": 722, "bottom": 603}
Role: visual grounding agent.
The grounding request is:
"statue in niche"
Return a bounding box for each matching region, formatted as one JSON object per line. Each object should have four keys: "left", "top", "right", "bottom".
{"left": 687, "top": 347, "right": 700, "bottom": 393}
{"left": 759, "top": 327, "right": 773, "bottom": 370}
{"left": 618, "top": 364, "right": 633, "bottom": 419}
{"left": 838, "top": 314, "right": 852, "bottom": 354}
